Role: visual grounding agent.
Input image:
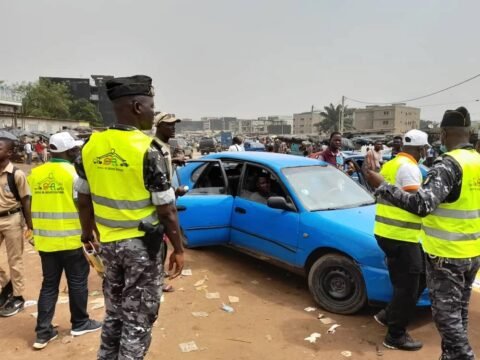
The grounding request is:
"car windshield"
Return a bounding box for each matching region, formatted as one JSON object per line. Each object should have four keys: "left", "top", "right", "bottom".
{"left": 282, "top": 165, "right": 375, "bottom": 211}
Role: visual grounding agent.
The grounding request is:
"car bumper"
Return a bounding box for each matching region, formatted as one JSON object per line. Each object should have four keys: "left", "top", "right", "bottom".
{"left": 360, "top": 264, "right": 430, "bottom": 306}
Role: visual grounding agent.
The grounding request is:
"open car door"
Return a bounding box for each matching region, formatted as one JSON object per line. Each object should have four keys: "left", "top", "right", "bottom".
{"left": 174, "top": 159, "right": 234, "bottom": 247}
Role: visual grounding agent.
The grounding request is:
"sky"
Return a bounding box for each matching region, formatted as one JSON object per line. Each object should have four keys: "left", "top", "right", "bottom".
{"left": 1, "top": 0, "right": 480, "bottom": 122}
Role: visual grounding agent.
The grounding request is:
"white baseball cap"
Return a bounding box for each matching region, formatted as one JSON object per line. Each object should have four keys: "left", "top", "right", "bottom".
{"left": 49, "top": 132, "right": 84, "bottom": 153}
{"left": 403, "top": 129, "right": 430, "bottom": 147}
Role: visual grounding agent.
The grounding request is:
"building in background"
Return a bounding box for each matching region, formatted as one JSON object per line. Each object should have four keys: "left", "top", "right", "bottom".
{"left": 176, "top": 119, "right": 204, "bottom": 133}
{"left": 293, "top": 109, "right": 323, "bottom": 134}
{"left": 41, "top": 75, "right": 115, "bottom": 126}
{"left": 353, "top": 104, "right": 420, "bottom": 136}
{"left": 0, "top": 85, "right": 22, "bottom": 128}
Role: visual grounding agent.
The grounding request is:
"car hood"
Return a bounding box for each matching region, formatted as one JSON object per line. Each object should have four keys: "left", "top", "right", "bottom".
{"left": 315, "top": 204, "right": 376, "bottom": 236}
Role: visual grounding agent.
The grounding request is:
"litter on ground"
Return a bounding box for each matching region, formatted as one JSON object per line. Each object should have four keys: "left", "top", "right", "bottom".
{"left": 196, "top": 285, "right": 208, "bottom": 291}
{"left": 191, "top": 311, "right": 209, "bottom": 318}
{"left": 24, "top": 300, "right": 37, "bottom": 308}
{"left": 304, "top": 332, "right": 321, "bottom": 343}
{"left": 205, "top": 292, "right": 220, "bottom": 299}
{"left": 179, "top": 341, "right": 199, "bottom": 353}
{"left": 341, "top": 350, "right": 352, "bottom": 357}
{"left": 320, "top": 317, "right": 335, "bottom": 325}
{"left": 57, "top": 296, "right": 69, "bottom": 304}
{"left": 221, "top": 303, "right": 234, "bottom": 313}
{"left": 327, "top": 324, "right": 341, "bottom": 334}
{"left": 228, "top": 296, "right": 239, "bottom": 303}
{"left": 304, "top": 307, "right": 316, "bottom": 312}
{"left": 30, "top": 312, "right": 38, "bottom": 318}
{"left": 194, "top": 276, "right": 208, "bottom": 287}
{"left": 181, "top": 269, "right": 193, "bottom": 276}
{"left": 89, "top": 290, "right": 102, "bottom": 297}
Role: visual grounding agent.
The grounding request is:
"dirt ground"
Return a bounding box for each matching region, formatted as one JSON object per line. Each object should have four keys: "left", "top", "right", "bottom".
{"left": 0, "top": 162, "right": 479, "bottom": 360}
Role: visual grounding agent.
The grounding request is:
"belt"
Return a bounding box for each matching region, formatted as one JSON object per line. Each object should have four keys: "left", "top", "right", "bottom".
{"left": 0, "top": 208, "right": 22, "bottom": 218}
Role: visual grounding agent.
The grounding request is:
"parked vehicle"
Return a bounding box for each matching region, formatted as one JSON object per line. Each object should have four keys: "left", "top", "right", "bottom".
{"left": 175, "top": 152, "right": 429, "bottom": 314}
{"left": 199, "top": 137, "right": 219, "bottom": 155}
{"left": 244, "top": 140, "right": 265, "bottom": 152}
{"left": 169, "top": 138, "right": 193, "bottom": 158}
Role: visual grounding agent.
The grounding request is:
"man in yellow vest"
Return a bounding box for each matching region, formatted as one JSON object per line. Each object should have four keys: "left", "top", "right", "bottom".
{"left": 366, "top": 106, "right": 480, "bottom": 360}
{"left": 373, "top": 129, "right": 429, "bottom": 351}
{"left": 75, "top": 75, "right": 185, "bottom": 360}
{"left": 28, "top": 132, "right": 102, "bottom": 349}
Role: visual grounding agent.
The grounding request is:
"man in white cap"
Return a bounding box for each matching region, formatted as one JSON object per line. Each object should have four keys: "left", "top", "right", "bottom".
{"left": 28, "top": 132, "right": 101, "bottom": 349}
{"left": 372, "top": 129, "right": 429, "bottom": 351}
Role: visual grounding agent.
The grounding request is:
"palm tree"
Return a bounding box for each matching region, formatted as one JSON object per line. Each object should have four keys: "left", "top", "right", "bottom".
{"left": 315, "top": 103, "right": 354, "bottom": 134}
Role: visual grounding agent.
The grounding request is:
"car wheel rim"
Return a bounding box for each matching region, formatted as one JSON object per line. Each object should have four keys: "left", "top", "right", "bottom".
{"left": 322, "top": 268, "right": 354, "bottom": 301}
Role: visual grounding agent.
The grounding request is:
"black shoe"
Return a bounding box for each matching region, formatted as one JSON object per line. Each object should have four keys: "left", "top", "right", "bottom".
{"left": 0, "top": 281, "right": 13, "bottom": 308}
{"left": 0, "top": 296, "right": 25, "bottom": 317}
{"left": 374, "top": 309, "right": 387, "bottom": 327}
{"left": 383, "top": 333, "right": 423, "bottom": 351}
{"left": 33, "top": 330, "right": 58, "bottom": 350}
{"left": 71, "top": 319, "right": 102, "bottom": 336}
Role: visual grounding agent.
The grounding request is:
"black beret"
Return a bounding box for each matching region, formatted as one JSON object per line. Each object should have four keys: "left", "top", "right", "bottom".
{"left": 440, "top": 106, "right": 471, "bottom": 128}
{"left": 106, "top": 75, "right": 154, "bottom": 101}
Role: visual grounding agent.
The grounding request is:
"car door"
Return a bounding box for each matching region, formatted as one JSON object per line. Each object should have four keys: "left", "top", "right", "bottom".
{"left": 230, "top": 163, "right": 300, "bottom": 264}
{"left": 175, "top": 159, "right": 234, "bottom": 247}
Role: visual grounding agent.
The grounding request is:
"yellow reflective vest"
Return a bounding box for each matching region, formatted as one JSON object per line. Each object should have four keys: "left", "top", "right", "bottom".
{"left": 28, "top": 160, "right": 82, "bottom": 252}
{"left": 374, "top": 154, "right": 422, "bottom": 243}
{"left": 82, "top": 128, "right": 157, "bottom": 243}
{"left": 421, "top": 149, "right": 480, "bottom": 258}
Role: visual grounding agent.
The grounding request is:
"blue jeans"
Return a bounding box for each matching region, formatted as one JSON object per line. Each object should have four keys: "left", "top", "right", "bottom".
{"left": 35, "top": 248, "right": 90, "bottom": 339}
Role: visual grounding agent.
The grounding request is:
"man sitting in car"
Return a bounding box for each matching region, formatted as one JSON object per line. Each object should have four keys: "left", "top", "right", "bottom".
{"left": 249, "top": 174, "right": 277, "bottom": 204}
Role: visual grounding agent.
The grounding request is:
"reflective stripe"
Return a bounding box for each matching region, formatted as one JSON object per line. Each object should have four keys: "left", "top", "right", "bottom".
{"left": 32, "top": 212, "right": 79, "bottom": 219}
{"left": 92, "top": 193, "right": 152, "bottom": 210}
{"left": 95, "top": 212, "right": 158, "bottom": 229}
{"left": 375, "top": 215, "right": 422, "bottom": 230}
{"left": 423, "top": 226, "right": 480, "bottom": 241}
{"left": 33, "top": 229, "right": 82, "bottom": 237}
{"left": 431, "top": 208, "right": 480, "bottom": 219}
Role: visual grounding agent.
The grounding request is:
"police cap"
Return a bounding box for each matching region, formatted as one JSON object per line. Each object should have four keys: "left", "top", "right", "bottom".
{"left": 440, "top": 106, "right": 471, "bottom": 128}
{"left": 106, "top": 75, "right": 154, "bottom": 101}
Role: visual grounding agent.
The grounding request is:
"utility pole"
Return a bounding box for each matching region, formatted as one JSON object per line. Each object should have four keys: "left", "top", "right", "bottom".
{"left": 339, "top": 96, "right": 345, "bottom": 133}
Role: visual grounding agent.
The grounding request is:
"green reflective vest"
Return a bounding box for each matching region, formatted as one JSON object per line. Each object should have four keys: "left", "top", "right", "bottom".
{"left": 82, "top": 129, "right": 157, "bottom": 243}
{"left": 28, "top": 161, "right": 82, "bottom": 252}
{"left": 374, "top": 154, "right": 422, "bottom": 243}
{"left": 421, "top": 149, "right": 480, "bottom": 258}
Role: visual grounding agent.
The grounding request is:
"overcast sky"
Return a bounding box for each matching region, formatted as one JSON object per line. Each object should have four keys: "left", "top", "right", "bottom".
{"left": 2, "top": 0, "right": 479, "bottom": 122}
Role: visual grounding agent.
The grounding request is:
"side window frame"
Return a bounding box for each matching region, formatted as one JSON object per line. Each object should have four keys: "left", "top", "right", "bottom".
{"left": 184, "top": 159, "right": 229, "bottom": 195}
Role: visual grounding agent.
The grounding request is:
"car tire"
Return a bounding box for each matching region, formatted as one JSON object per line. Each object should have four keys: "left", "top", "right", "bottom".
{"left": 308, "top": 254, "right": 367, "bottom": 315}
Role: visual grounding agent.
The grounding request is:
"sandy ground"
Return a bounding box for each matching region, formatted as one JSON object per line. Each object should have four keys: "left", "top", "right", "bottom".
{"left": 0, "top": 161, "right": 479, "bottom": 360}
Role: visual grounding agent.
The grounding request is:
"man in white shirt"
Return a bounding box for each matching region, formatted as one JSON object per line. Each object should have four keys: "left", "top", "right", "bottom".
{"left": 228, "top": 136, "right": 244, "bottom": 152}
{"left": 24, "top": 142, "right": 33, "bottom": 165}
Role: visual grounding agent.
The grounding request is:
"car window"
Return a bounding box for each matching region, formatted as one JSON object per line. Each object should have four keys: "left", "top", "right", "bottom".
{"left": 282, "top": 165, "right": 375, "bottom": 211}
{"left": 240, "top": 164, "right": 288, "bottom": 205}
{"left": 189, "top": 162, "right": 227, "bottom": 195}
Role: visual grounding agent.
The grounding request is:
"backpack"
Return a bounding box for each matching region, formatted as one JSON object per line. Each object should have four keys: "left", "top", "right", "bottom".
{"left": 7, "top": 167, "right": 21, "bottom": 202}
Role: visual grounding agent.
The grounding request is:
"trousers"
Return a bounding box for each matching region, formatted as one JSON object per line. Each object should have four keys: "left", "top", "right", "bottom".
{"left": 376, "top": 235, "right": 425, "bottom": 338}
{"left": 0, "top": 212, "right": 25, "bottom": 297}
{"left": 426, "top": 255, "right": 480, "bottom": 360}
{"left": 97, "top": 238, "right": 164, "bottom": 360}
{"left": 36, "top": 248, "right": 90, "bottom": 338}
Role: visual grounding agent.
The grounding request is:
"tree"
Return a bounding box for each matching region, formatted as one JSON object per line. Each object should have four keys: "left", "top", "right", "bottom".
{"left": 315, "top": 103, "right": 354, "bottom": 134}
{"left": 19, "top": 79, "right": 72, "bottom": 119}
{"left": 420, "top": 119, "right": 439, "bottom": 130}
{"left": 69, "top": 98, "right": 102, "bottom": 125}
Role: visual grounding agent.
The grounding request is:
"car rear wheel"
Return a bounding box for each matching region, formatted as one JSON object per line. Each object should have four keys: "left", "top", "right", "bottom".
{"left": 308, "top": 254, "right": 367, "bottom": 314}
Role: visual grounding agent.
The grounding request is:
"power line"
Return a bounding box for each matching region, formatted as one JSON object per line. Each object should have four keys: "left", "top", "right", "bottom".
{"left": 416, "top": 99, "right": 480, "bottom": 108}
{"left": 345, "top": 72, "right": 480, "bottom": 105}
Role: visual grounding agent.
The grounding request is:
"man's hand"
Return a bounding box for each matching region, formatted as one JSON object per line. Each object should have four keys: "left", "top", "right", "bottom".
{"left": 175, "top": 186, "right": 188, "bottom": 197}
{"left": 172, "top": 156, "right": 186, "bottom": 166}
{"left": 364, "top": 168, "right": 385, "bottom": 189}
{"left": 81, "top": 233, "right": 95, "bottom": 244}
{"left": 168, "top": 250, "right": 185, "bottom": 279}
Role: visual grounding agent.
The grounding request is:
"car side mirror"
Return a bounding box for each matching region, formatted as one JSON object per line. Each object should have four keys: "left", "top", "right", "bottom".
{"left": 267, "top": 196, "right": 295, "bottom": 211}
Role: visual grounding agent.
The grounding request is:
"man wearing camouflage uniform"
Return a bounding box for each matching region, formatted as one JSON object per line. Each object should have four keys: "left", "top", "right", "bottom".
{"left": 366, "top": 106, "right": 480, "bottom": 360}
{"left": 75, "top": 75, "right": 185, "bottom": 360}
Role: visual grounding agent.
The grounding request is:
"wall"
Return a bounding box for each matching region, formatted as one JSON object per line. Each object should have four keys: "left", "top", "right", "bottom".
{"left": 0, "top": 114, "right": 89, "bottom": 133}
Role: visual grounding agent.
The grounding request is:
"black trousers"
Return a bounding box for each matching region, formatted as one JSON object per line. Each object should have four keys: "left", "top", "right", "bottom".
{"left": 376, "top": 235, "right": 426, "bottom": 338}
{"left": 35, "top": 248, "right": 90, "bottom": 339}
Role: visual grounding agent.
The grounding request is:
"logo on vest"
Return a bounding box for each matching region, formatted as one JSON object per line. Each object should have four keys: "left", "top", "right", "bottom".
{"left": 93, "top": 149, "right": 129, "bottom": 171}
{"left": 34, "top": 173, "right": 64, "bottom": 194}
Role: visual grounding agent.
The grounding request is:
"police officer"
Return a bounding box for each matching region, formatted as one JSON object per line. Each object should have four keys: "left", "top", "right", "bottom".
{"left": 373, "top": 129, "right": 429, "bottom": 351}
{"left": 28, "top": 132, "right": 101, "bottom": 350}
{"left": 366, "top": 106, "right": 480, "bottom": 360}
{"left": 75, "top": 75, "right": 185, "bottom": 360}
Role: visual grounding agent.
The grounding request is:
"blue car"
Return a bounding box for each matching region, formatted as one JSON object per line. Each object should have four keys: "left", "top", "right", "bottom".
{"left": 175, "top": 152, "right": 429, "bottom": 314}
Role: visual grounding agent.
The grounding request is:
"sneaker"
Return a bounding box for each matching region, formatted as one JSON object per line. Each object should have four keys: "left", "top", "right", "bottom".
{"left": 71, "top": 319, "right": 102, "bottom": 336}
{"left": 0, "top": 296, "right": 24, "bottom": 317}
{"left": 383, "top": 333, "right": 423, "bottom": 351}
{"left": 374, "top": 309, "right": 387, "bottom": 327}
{"left": 33, "top": 330, "right": 58, "bottom": 350}
{"left": 0, "top": 281, "right": 13, "bottom": 308}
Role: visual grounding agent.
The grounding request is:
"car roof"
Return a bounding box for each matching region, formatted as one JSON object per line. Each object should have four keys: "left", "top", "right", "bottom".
{"left": 205, "top": 152, "right": 327, "bottom": 170}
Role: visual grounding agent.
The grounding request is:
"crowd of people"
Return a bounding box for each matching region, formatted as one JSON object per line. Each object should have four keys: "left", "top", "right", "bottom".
{"left": 0, "top": 74, "right": 478, "bottom": 360}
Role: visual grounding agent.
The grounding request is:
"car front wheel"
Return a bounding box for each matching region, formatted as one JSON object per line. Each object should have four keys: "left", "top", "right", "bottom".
{"left": 308, "top": 254, "right": 367, "bottom": 314}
